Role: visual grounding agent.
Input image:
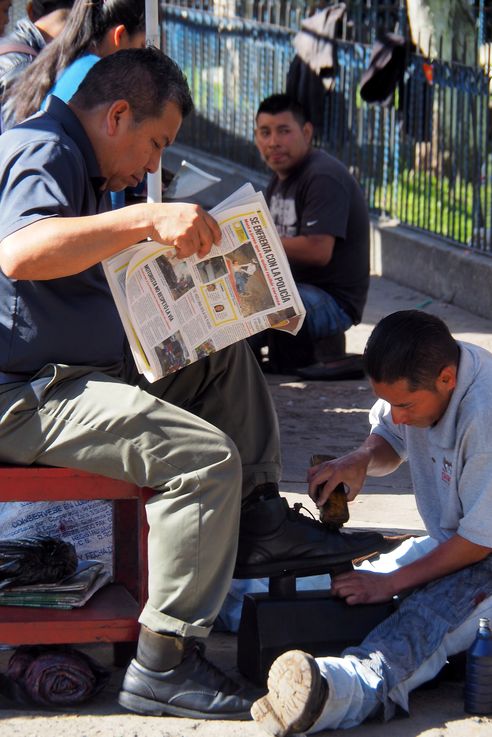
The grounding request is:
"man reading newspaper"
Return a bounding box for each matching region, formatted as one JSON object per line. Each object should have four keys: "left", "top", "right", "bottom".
{"left": 103, "top": 182, "right": 306, "bottom": 382}
{"left": 0, "top": 47, "right": 385, "bottom": 720}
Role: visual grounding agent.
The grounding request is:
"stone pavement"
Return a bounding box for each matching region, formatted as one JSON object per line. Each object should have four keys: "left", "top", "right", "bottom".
{"left": 2, "top": 274, "right": 492, "bottom": 736}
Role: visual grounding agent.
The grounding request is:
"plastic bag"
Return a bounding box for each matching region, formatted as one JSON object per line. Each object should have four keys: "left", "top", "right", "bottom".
{"left": 0, "top": 537, "right": 77, "bottom": 589}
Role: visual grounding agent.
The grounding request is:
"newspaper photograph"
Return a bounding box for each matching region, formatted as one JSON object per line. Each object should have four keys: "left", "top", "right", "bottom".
{"left": 102, "top": 184, "right": 305, "bottom": 382}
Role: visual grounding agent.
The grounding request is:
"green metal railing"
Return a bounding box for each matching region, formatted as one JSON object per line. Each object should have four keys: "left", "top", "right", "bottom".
{"left": 161, "top": 2, "right": 492, "bottom": 253}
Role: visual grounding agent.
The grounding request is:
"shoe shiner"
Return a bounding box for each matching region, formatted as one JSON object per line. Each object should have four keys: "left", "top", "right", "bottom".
{"left": 252, "top": 310, "right": 492, "bottom": 733}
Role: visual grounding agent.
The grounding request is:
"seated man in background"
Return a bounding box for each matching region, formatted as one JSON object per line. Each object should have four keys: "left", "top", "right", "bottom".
{"left": 252, "top": 310, "right": 492, "bottom": 735}
{"left": 252, "top": 93, "right": 369, "bottom": 380}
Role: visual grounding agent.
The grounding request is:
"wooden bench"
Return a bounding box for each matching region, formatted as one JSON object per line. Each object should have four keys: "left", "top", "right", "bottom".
{"left": 0, "top": 465, "right": 151, "bottom": 661}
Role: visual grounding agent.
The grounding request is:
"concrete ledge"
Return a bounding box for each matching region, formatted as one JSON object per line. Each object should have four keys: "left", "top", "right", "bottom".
{"left": 371, "top": 219, "right": 492, "bottom": 321}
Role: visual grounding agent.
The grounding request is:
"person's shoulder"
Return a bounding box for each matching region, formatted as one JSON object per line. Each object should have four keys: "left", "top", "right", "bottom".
{"left": 296, "top": 149, "right": 352, "bottom": 193}
{"left": 308, "top": 148, "right": 353, "bottom": 178}
{"left": 3, "top": 110, "right": 77, "bottom": 156}
{"left": 63, "top": 54, "right": 100, "bottom": 78}
{"left": 455, "top": 342, "right": 492, "bottom": 427}
{"left": 51, "top": 55, "right": 100, "bottom": 102}
{"left": 460, "top": 342, "right": 492, "bottom": 384}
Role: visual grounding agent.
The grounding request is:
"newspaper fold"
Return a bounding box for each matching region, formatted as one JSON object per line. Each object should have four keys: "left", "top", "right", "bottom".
{"left": 103, "top": 184, "right": 305, "bottom": 382}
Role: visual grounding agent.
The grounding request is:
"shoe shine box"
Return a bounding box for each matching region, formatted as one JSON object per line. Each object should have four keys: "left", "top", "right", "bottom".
{"left": 237, "top": 587, "right": 396, "bottom": 686}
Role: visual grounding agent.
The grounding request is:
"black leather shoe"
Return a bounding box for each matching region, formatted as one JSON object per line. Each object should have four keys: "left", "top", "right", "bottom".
{"left": 235, "top": 496, "right": 388, "bottom": 578}
{"left": 297, "top": 355, "right": 365, "bottom": 381}
{"left": 118, "top": 641, "right": 256, "bottom": 720}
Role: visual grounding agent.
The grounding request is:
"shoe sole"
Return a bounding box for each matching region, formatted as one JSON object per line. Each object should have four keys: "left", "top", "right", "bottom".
{"left": 250, "top": 650, "right": 326, "bottom": 737}
{"left": 118, "top": 690, "right": 251, "bottom": 720}
{"left": 234, "top": 542, "right": 385, "bottom": 578}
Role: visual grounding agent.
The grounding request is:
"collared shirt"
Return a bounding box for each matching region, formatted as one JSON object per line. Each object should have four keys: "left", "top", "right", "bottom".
{"left": 0, "top": 96, "right": 125, "bottom": 381}
{"left": 370, "top": 341, "right": 492, "bottom": 547}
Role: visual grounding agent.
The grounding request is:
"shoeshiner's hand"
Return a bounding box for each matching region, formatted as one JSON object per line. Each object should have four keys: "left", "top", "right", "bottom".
{"left": 331, "top": 570, "right": 396, "bottom": 605}
{"left": 307, "top": 450, "right": 368, "bottom": 506}
{"left": 150, "top": 202, "right": 222, "bottom": 259}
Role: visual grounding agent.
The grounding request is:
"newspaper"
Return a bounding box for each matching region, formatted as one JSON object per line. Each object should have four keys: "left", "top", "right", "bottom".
{"left": 0, "top": 560, "right": 111, "bottom": 609}
{"left": 102, "top": 184, "right": 305, "bottom": 382}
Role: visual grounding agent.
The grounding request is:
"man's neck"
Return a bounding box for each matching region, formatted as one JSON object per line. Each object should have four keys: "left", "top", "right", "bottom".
{"left": 35, "top": 9, "right": 70, "bottom": 43}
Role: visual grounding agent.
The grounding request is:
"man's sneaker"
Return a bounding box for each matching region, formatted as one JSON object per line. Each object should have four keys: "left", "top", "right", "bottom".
{"left": 251, "top": 650, "right": 328, "bottom": 737}
{"left": 235, "top": 495, "right": 388, "bottom": 578}
{"left": 118, "top": 641, "right": 256, "bottom": 720}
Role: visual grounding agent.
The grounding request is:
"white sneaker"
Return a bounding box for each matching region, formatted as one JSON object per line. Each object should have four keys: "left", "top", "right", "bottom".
{"left": 251, "top": 650, "right": 328, "bottom": 736}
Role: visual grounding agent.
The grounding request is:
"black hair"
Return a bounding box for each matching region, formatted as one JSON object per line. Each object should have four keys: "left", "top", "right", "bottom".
{"left": 71, "top": 46, "right": 193, "bottom": 122}
{"left": 364, "top": 310, "right": 460, "bottom": 390}
{"left": 256, "top": 93, "right": 307, "bottom": 126}
{"left": 29, "top": 0, "right": 75, "bottom": 22}
{"left": 10, "top": 0, "right": 145, "bottom": 122}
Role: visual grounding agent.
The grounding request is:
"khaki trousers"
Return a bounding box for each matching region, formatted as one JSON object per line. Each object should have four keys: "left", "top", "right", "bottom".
{"left": 0, "top": 342, "right": 280, "bottom": 637}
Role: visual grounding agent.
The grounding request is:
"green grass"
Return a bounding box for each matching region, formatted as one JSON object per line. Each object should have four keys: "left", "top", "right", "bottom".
{"left": 373, "top": 170, "right": 480, "bottom": 245}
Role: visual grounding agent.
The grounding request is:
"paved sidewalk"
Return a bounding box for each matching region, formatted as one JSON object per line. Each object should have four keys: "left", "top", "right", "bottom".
{"left": 2, "top": 276, "right": 492, "bottom": 736}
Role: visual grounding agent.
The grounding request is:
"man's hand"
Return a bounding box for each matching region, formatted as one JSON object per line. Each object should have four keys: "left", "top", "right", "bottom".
{"left": 332, "top": 535, "right": 492, "bottom": 606}
{"left": 151, "top": 202, "right": 222, "bottom": 259}
{"left": 307, "top": 435, "right": 402, "bottom": 507}
{"left": 331, "top": 570, "right": 396, "bottom": 605}
{"left": 307, "top": 450, "right": 369, "bottom": 506}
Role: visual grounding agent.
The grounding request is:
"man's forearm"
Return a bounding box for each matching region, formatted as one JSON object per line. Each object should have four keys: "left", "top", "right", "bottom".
{"left": 359, "top": 433, "right": 402, "bottom": 477}
{"left": 391, "top": 534, "right": 491, "bottom": 595}
{"left": 307, "top": 434, "right": 401, "bottom": 504}
{"left": 331, "top": 534, "right": 492, "bottom": 605}
{"left": 0, "top": 206, "right": 152, "bottom": 279}
{"left": 281, "top": 233, "right": 335, "bottom": 267}
{"left": 0, "top": 201, "right": 221, "bottom": 280}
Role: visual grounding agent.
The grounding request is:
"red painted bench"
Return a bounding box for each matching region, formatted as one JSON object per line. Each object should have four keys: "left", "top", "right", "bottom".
{"left": 0, "top": 465, "right": 151, "bottom": 658}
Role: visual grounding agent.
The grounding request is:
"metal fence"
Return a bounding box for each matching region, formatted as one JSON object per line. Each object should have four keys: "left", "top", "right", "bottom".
{"left": 161, "top": 2, "right": 492, "bottom": 253}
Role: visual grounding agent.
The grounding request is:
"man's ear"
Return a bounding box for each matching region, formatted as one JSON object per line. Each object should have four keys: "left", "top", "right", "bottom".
{"left": 438, "top": 365, "right": 457, "bottom": 391}
{"left": 303, "top": 121, "right": 314, "bottom": 145}
{"left": 106, "top": 99, "right": 131, "bottom": 136}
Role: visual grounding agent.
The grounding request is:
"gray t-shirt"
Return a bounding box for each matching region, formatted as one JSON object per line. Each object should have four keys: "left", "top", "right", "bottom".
{"left": 0, "top": 96, "right": 123, "bottom": 381}
{"left": 266, "top": 148, "right": 370, "bottom": 324}
{"left": 370, "top": 342, "right": 492, "bottom": 547}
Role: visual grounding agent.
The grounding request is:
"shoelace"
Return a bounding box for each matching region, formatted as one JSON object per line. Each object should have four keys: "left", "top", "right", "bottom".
{"left": 289, "top": 502, "right": 327, "bottom": 530}
{"left": 186, "top": 641, "right": 243, "bottom": 694}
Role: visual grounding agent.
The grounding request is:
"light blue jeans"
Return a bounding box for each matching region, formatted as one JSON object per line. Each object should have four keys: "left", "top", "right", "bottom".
{"left": 297, "top": 284, "right": 353, "bottom": 341}
{"left": 309, "top": 537, "right": 492, "bottom": 731}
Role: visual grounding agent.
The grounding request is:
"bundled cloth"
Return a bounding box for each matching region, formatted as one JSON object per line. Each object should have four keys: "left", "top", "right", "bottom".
{"left": 6, "top": 645, "right": 109, "bottom": 706}
{"left": 0, "top": 537, "right": 77, "bottom": 589}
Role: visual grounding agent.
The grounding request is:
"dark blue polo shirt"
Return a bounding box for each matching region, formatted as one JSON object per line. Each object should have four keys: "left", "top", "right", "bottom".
{"left": 0, "top": 96, "right": 126, "bottom": 381}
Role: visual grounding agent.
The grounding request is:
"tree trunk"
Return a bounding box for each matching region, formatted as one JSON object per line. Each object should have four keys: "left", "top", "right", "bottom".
{"left": 406, "top": 0, "right": 476, "bottom": 62}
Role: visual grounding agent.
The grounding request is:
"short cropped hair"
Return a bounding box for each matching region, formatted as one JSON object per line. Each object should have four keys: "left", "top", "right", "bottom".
{"left": 364, "top": 310, "right": 460, "bottom": 390}
{"left": 71, "top": 46, "right": 193, "bottom": 124}
{"left": 256, "top": 93, "right": 307, "bottom": 126}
